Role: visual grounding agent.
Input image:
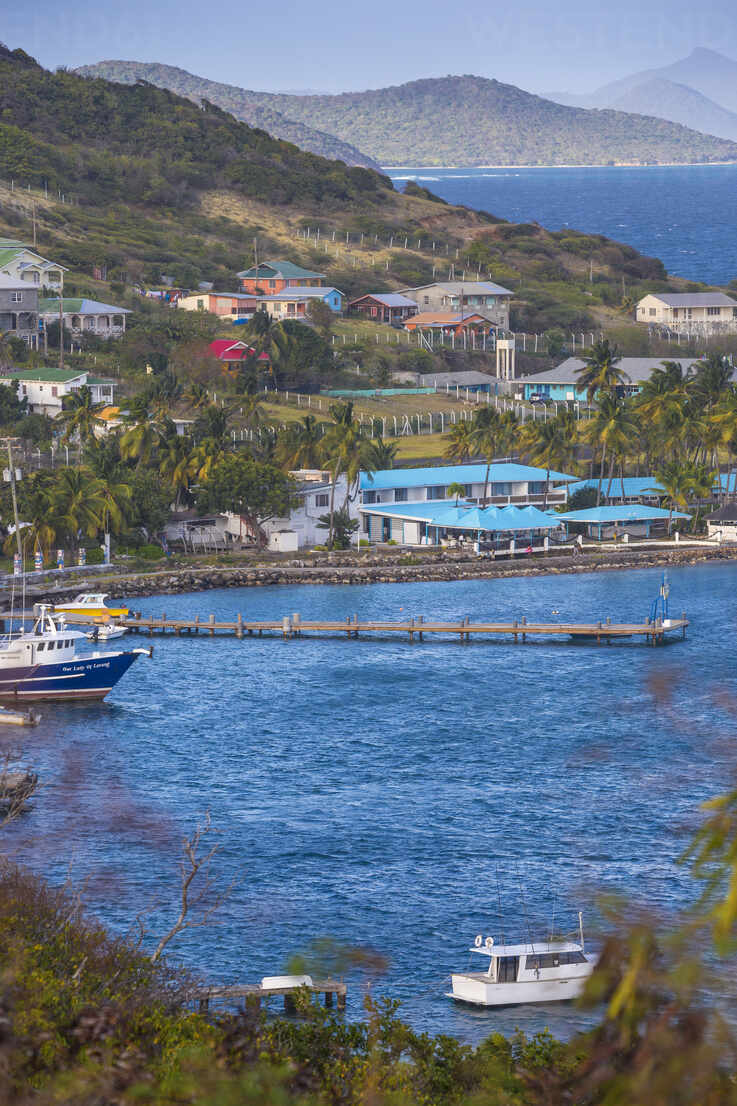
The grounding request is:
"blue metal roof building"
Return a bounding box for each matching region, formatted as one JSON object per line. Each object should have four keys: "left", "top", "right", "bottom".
{"left": 360, "top": 462, "right": 577, "bottom": 510}
{"left": 567, "top": 477, "right": 665, "bottom": 502}
{"left": 557, "top": 504, "right": 691, "bottom": 540}
{"left": 360, "top": 500, "right": 563, "bottom": 546}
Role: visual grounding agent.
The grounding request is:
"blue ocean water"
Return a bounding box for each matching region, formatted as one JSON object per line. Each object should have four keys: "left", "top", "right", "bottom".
{"left": 7, "top": 563, "right": 737, "bottom": 1043}
{"left": 388, "top": 165, "right": 737, "bottom": 285}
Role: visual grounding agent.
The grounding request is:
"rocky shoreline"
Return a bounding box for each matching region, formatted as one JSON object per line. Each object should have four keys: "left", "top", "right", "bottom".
{"left": 21, "top": 544, "right": 737, "bottom": 604}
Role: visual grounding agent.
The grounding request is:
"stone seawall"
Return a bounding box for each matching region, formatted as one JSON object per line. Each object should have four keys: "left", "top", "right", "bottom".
{"left": 22, "top": 545, "right": 737, "bottom": 605}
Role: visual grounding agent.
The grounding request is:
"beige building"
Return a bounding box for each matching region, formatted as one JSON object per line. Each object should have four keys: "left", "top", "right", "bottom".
{"left": 637, "top": 292, "right": 737, "bottom": 329}
{"left": 178, "top": 291, "right": 257, "bottom": 318}
{"left": 0, "top": 238, "right": 66, "bottom": 289}
{"left": 398, "top": 281, "right": 513, "bottom": 330}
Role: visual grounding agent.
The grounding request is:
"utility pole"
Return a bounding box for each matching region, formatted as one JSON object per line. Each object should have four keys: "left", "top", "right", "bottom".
{"left": 58, "top": 291, "right": 64, "bottom": 370}
{"left": 1, "top": 438, "right": 23, "bottom": 567}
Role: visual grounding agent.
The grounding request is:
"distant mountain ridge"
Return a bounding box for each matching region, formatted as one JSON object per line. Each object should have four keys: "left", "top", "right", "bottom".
{"left": 74, "top": 60, "right": 381, "bottom": 170}
{"left": 75, "top": 62, "right": 737, "bottom": 168}
{"left": 547, "top": 48, "right": 737, "bottom": 142}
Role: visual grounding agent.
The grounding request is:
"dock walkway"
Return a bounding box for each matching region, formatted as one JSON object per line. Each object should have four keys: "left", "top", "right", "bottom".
{"left": 191, "top": 978, "right": 346, "bottom": 1014}
{"left": 59, "top": 609, "right": 689, "bottom": 645}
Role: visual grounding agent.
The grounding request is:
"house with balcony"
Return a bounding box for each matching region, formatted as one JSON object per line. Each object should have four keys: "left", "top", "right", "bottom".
{"left": 398, "top": 280, "right": 513, "bottom": 330}
{"left": 3, "top": 368, "right": 116, "bottom": 417}
{"left": 256, "top": 286, "right": 344, "bottom": 319}
{"left": 636, "top": 292, "right": 737, "bottom": 330}
{"left": 237, "top": 261, "right": 325, "bottom": 295}
{"left": 0, "top": 276, "right": 39, "bottom": 347}
{"left": 0, "top": 238, "right": 66, "bottom": 289}
{"left": 38, "top": 297, "right": 131, "bottom": 338}
{"left": 360, "top": 462, "right": 577, "bottom": 512}
{"left": 347, "top": 293, "right": 418, "bottom": 325}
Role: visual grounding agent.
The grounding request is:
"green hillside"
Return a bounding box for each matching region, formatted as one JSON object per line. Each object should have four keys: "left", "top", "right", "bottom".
{"left": 0, "top": 45, "right": 390, "bottom": 210}
{"left": 0, "top": 44, "right": 706, "bottom": 338}
{"left": 75, "top": 59, "right": 381, "bottom": 170}
{"left": 74, "top": 64, "right": 737, "bottom": 166}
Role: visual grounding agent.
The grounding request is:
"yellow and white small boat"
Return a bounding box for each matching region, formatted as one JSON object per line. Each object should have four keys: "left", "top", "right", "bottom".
{"left": 53, "top": 593, "right": 129, "bottom": 622}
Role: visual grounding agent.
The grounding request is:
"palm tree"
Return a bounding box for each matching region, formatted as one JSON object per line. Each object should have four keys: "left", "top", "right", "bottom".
{"left": 277, "top": 415, "right": 325, "bottom": 471}
{"left": 690, "top": 354, "right": 733, "bottom": 414}
{"left": 56, "top": 385, "right": 106, "bottom": 445}
{"left": 443, "top": 420, "right": 475, "bottom": 464}
{"left": 656, "top": 460, "right": 699, "bottom": 535}
{"left": 575, "top": 339, "right": 629, "bottom": 404}
{"left": 580, "top": 394, "right": 639, "bottom": 505}
{"left": 49, "top": 467, "right": 108, "bottom": 551}
{"left": 447, "top": 481, "right": 466, "bottom": 507}
{"left": 470, "top": 408, "right": 503, "bottom": 507}
{"left": 362, "top": 437, "right": 398, "bottom": 472}
{"left": 522, "top": 411, "right": 578, "bottom": 508}
{"left": 183, "top": 382, "right": 210, "bottom": 410}
{"left": 159, "top": 434, "right": 197, "bottom": 509}
{"left": 321, "top": 404, "right": 368, "bottom": 549}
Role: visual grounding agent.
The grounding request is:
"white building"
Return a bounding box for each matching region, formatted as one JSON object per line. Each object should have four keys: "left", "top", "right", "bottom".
{"left": 261, "top": 473, "right": 356, "bottom": 549}
{"left": 0, "top": 238, "right": 66, "bottom": 289}
{"left": 4, "top": 368, "right": 116, "bottom": 417}
{"left": 39, "top": 297, "right": 130, "bottom": 338}
{"left": 706, "top": 502, "right": 737, "bottom": 542}
{"left": 637, "top": 292, "right": 737, "bottom": 331}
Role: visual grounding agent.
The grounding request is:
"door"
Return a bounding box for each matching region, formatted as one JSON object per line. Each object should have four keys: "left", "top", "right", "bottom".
{"left": 496, "top": 956, "right": 519, "bottom": 983}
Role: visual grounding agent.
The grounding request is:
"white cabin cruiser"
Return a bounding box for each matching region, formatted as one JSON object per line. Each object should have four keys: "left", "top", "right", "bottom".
{"left": 449, "top": 914, "right": 595, "bottom": 1007}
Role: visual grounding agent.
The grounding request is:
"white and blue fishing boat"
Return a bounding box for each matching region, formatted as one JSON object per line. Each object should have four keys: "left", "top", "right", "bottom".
{"left": 0, "top": 606, "right": 150, "bottom": 702}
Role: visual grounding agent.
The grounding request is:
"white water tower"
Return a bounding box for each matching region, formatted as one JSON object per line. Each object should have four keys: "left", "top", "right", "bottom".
{"left": 496, "top": 337, "right": 516, "bottom": 380}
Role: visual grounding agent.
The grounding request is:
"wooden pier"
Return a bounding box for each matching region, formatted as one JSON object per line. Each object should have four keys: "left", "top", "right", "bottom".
{"left": 192, "top": 978, "right": 347, "bottom": 1014}
{"left": 57, "top": 609, "right": 689, "bottom": 646}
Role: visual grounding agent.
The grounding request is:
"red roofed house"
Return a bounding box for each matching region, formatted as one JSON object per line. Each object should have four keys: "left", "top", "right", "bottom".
{"left": 208, "top": 340, "right": 270, "bottom": 365}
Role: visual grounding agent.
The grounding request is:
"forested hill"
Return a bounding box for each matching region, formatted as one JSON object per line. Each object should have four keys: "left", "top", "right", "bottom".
{"left": 0, "top": 45, "right": 392, "bottom": 211}
{"left": 74, "top": 65, "right": 737, "bottom": 167}
{"left": 74, "top": 59, "right": 381, "bottom": 170}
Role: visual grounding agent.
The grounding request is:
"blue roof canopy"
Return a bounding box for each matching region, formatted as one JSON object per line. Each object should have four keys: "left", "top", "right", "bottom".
{"left": 360, "top": 502, "right": 563, "bottom": 533}
{"left": 361, "top": 462, "right": 577, "bottom": 491}
{"left": 557, "top": 504, "right": 691, "bottom": 523}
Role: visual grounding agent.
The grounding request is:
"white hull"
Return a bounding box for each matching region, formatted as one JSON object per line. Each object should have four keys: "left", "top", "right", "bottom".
{"left": 449, "top": 968, "right": 591, "bottom": 1007}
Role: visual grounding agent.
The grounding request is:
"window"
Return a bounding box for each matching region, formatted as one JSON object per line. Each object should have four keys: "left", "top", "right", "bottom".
{"left": 52, "top": 387, "right": 57, "bottom": 397}
{"left": 197, "top": 299, "right": 204, "bottom": 310}
{"left": 315, "top": 494, "right": 329, "bottom": 507}
{"left": 707, "top": 306, "right": 721, "bottom": 316}
{"left": 363, "top": 491, "right": 376, "bottom": 504}
{"left": 269, "top": 280, "right": 276, "bottom": 288}
{"left": 426, "top": 486, "right": 446, "bottom": 500}
{"left": 10, "top": 291, "right": 22, "bottom": 302}
{"left": 36, "top": 642, "right": 45, "bottom": 652}
{"left": 525, "top": 951, "right": 587, "bottom": 970}
{"left": 649, "top": 308, "right": 656, "bottom": 316}
{"left": 394, "top": 488, "right": 408, "bottom": 502}
{"left": 424, "top": 296, "right": 430, "bottom": 305}
{"left": 65, "top": 639, "right": 72, "bottom": 648}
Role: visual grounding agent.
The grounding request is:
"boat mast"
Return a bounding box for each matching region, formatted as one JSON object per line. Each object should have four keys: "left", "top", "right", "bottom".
{"left": 578, "top": 911, "right": 585, "bottom": 953}
{"left": 2, "top": 437, "right": 23, "bottom": 633}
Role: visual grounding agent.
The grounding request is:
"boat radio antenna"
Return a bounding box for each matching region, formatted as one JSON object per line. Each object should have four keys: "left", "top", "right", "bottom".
{"left": 549, "top": 893, "right": 557, "bottom": 943}
{"left": 495, "top": 865, "right": 505, "bottom": 948}
{"left": 516, "top": 860, "right": 535, "bottom": 953}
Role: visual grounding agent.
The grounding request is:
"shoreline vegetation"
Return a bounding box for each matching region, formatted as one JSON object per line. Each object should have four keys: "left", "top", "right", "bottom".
{"left": 18, "top": 544, "right": 737, "bottom": 606}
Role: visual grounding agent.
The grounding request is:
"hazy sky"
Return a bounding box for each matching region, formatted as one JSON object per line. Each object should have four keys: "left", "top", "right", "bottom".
{"left": 6, "top": 0, "right": 737, "bottom": 94}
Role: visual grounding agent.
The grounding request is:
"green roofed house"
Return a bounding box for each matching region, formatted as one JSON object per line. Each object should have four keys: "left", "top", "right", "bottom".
{"left": 39, "top": 298, "right": 131, "bottom": 339}
{"left": 0, "top": 238, "right": 66, "bottom": 290}
{"left": 237, "top": 260, "right": 325, "bottom": 295}
{"left": 2, "top": 368, "right": 116, "bottom": 417}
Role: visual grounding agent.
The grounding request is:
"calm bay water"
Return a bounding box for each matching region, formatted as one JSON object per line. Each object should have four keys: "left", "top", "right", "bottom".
{"left": 7, "top": 562, "right": 737, "bottom": 1043}
{"left": 388, "top": 164, "right": 737, "bottom": 285}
